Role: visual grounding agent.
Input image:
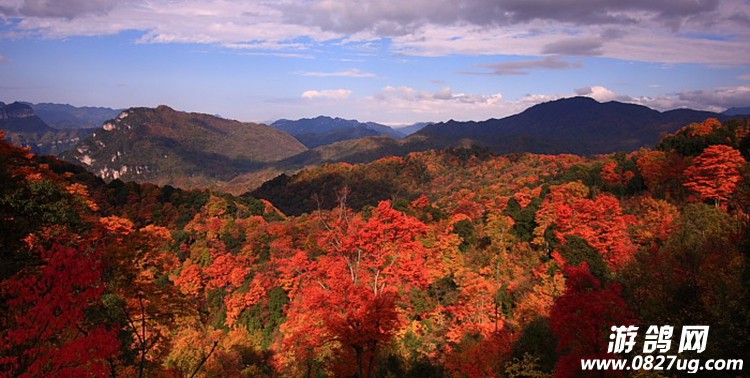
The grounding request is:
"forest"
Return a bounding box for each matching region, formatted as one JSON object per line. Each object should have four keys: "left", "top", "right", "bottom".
{"left": 1, "top": 117, "right": 749, "bottom": 377}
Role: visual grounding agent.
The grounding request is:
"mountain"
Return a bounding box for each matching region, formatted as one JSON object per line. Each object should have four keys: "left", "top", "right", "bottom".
{"left": 0, "top": 102, "right": 96, "bottom": 155}
{"left": 0, "top": 102, "right": 55, "bottom": 133}
{"left": 271, "top": 116, "right": 405, "bottom": 148}
{"left": 723, "top": 107, "right": 750, "bottom": 116}
{"left": 29, "top": 103, "right": 122, "bottom": 129}
{"left": 410, "top": 97, "right": 725, "bottom": 155}
{"left": 62, "top": 105, "right": 307, "bottom": 188}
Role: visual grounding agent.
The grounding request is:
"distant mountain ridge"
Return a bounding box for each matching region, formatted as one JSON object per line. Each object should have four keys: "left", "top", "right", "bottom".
{"left": 0, "top": 102, "right": 96, "bottom": 155}
{"left": 256, "top": 98, "right": 738, "bottom": 177}
{"left": 28, "top": 102, "right": 122, "bottom": 129}
{"left": 410, "top": 97, "right": 727, "bottom": 155}
{"left": 271, "top": 116, "right": 405, "bottom": 148}
{"left": 724, "top": 107, "right": 750, "bottom": 116}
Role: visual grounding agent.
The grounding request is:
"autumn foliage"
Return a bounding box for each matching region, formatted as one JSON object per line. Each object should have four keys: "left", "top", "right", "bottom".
{"left": 683, "top": 144, "right": 746, "bottom": 206}
{"left": 1, "top": 117, "right": 749, "bottom": 377}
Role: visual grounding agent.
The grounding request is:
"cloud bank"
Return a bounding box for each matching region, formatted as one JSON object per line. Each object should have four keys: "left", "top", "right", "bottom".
{"left": 1, "top": 0, "right": 748, "bottom": 64}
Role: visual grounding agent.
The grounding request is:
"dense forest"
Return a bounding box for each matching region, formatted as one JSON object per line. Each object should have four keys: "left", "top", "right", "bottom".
{"left": 1, "top": 117, "right": 749, "bottom": 377}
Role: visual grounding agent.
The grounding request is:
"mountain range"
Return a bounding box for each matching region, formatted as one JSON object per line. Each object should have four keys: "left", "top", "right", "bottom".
{"left": 28, "top": 102, "right": 122, "bottom": 129}
{"left": 271, "top": 116, "right": 423, "bottom": 148}
{"left": 2, "top": 97, "right": 747, "bottom": 194}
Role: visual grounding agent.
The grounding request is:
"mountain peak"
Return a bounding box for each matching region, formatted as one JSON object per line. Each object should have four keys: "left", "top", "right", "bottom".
{"left": 62, "top": 106, "right": 307, "bottom": 187}
{"left": 0, "top": 102, "right": 55, "bottom": 133}
{"left": 414, "top": 96, "right": 723, "bottom": 155}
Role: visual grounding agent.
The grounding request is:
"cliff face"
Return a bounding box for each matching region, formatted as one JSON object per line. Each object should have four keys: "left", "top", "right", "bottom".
{"left": 0, "top": 102, "right": 53, "bottom": 134}
{"left": 0, "top": 102, "right": 36, "bottom": 119}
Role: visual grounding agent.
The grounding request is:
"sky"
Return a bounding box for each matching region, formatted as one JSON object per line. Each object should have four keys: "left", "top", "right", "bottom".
{"left": 1, "top": 0, "right": 749, "bottom": 125}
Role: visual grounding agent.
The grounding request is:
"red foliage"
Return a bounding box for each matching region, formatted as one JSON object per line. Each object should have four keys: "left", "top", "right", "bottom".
{"left": 204, "top": 253, "right": 250, "bottom": 291}
{"left": 278, "top": 201, "right": 438, "bottom": 377}
{"left": 555, "top": 194, "right": 637, "bottom": 269}
{"left": 600, "top": 161, "right": 622, "bottom": 185}
{"left": 0, "top": 244, "right": 120, "bottom": 377}
{"left": 443, "top": 330, "right": 513, "bottom": 378}
{"left": 683, "top": 145, "right": 747, "bottom": 205}
{"left": 173, "top": 261, "right": 204, "bottom": 296}
{"left": 682, "top": 118, "right": 722, "bottom": 137}
{"left": 550, "top": 264, "right": 634, "bottom": 378}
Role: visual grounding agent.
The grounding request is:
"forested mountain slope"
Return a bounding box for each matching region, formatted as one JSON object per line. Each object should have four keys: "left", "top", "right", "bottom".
{"left": 1, "top": 117, "right": 748, "bottom": 377}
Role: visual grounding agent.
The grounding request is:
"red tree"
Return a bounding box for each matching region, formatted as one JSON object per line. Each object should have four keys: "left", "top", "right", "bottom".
{"left": 0, "top": 244, "right": 120, "bottom": 377}
{"left": 550, "top": 192, "right": 637, "bottom": 269}
{"left": 683, "top": 145, "right": 747, "bottom": 206}
{"left": 550, "top": 264, "right": 634, "bottom": 378}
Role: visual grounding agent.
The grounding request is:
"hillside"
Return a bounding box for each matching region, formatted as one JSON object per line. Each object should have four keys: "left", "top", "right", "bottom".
{"left": 258, "top": 98, "right": 730, "bottom": 176}
{"left": 411, "top": 97, "right": 725, "bottom": 155}
{"left": 62, "top": 105, "right": 307, "bottom": 188}
{"left": 4, "top": 128, "right": 95, "bottom": 156}
{"left": 724, "top": 107, "right": 750, "bottom": 116}
{"left": 253, "top": 116, "right": 750, "bottom": 216}
{"left": 271, "top": 115, "right": 404, "bottom": 148}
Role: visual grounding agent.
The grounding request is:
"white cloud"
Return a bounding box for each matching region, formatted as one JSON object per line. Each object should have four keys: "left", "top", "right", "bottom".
{"left": 363, "top": 85, "right": 508, "bottom": 121}
{"left": 573, "top": 85, "right": 750, "bottom": 112}
{"left": 390, "top": 22, "right": 750, "bottom": 64}
{"left": 677, "top": 85, "right": 750, "bottom": 108}
{"left": 575, "top": 86, "right": 626, "bottom": 102}
{"left": 0, "top": 55, "right": 9, "bottom": 63}
{"left": 237, "top": 51, "right": 314, "bottom": 59}
{"left": 374, "top": 85, "right": 503, "bottom": 106}
{"left": 301, "top": 89, "right": 353, "bottom": 100}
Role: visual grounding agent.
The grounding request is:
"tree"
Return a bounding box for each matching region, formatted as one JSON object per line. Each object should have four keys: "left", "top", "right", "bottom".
{"left": 98, "top": 218, "right": 188, "bottom": 377}
{"left": 683, "top": 145, "right": 747, "bottom": 206}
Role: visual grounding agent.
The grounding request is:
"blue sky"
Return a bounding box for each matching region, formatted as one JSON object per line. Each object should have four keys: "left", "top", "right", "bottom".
{"left": 1, "top": 0, "right": 749, "bottom": 124}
